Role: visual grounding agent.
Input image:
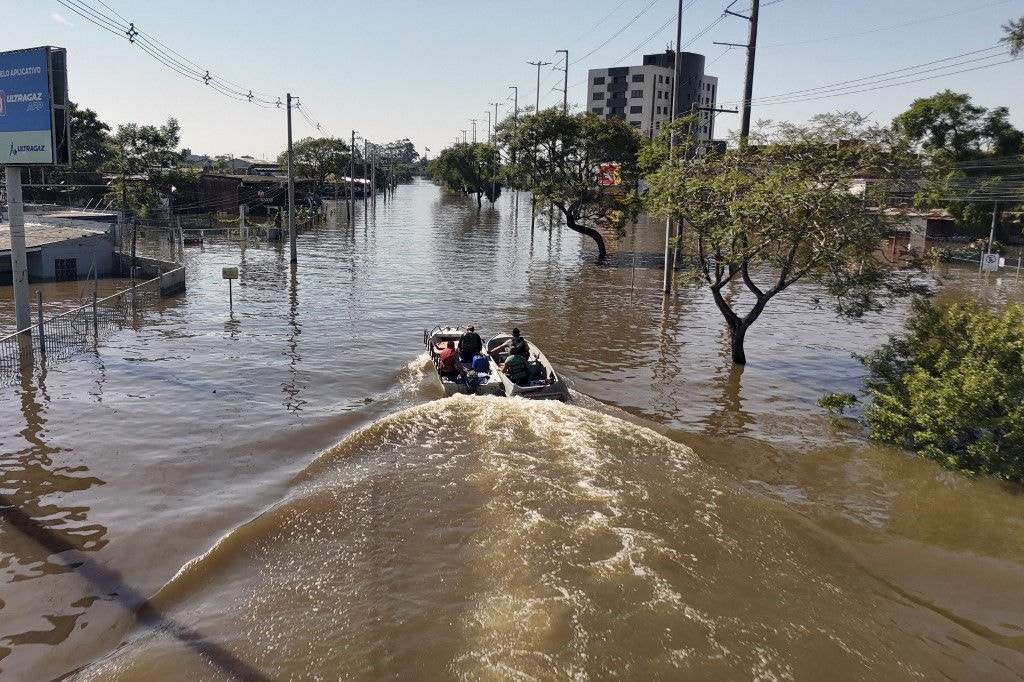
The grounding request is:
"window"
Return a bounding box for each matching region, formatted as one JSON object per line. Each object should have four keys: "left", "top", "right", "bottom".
{"left": 54, "top": 258, "right": 77, "bottom": 281}
{"left": 592, "top": 107, "right": 604, "bottom": 115}
{"left": 658, "top": 74, "right": 663, "bottom": 83}
{"left": 592, "top": 91, "right": 605, "bottom": 100}
{"left": 631, "top": 74, "right": 644, "bottom": 82}
{"left": 629, "top": 105, "right": 642, "bottom": 114}
{"left": 613, "top": 75, "right": 625, "bottom": 83}
{"left": 666, "top": 77, "right": 671, "bottom": 85}
{"left": 630, "top": 89, "right": 643, "bottom": 98}
{"left": 630, "top": 121, "right": 641, "bottom": 128}
{"left": 593, "top": 76, "right": 605, "bottom": 85}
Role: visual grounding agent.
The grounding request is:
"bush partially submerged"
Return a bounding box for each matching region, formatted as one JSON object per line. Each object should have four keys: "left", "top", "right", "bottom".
{"left": 863, "top": 299, "right": 1024, "bottom": 484}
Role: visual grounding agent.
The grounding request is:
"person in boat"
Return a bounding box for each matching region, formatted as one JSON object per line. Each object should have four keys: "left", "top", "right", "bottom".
{"left": 458, "top": 324, "right": 483, "bottom": 363}
{"left": 501, "top": 351, "right": 530, "bottom": 386}
{"left": 433, "top": 340, "right": 462, "bottom": 381}
{"left": 494, "top": 327, "right": 529, "bottom": 359}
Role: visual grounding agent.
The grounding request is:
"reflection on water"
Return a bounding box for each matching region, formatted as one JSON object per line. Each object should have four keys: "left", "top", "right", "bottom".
{"left": 0, "top": 180, "right": 1022, "bottom": 679}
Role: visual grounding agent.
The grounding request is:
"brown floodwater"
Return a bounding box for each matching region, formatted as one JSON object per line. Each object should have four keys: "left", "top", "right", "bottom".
{"left": 1, "top": 180, "right": 1022, "bottom": 680}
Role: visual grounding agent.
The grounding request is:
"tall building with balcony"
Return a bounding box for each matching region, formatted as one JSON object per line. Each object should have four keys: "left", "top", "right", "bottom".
{"left": 586, "top": 50, "right": 718, "bottom": 144}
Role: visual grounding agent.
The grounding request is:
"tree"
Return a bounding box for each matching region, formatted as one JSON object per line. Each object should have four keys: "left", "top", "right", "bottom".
{"left": 892, "top": 90, "right": 1023, "bottom": 162}
{"left": 427, "top": 142, "right": 501, "bottom": 209}
{"left": 643, "top": 112, "right": 923, "bottom": 365}
{"left": 496, "top": 109, "right": 644, "bottom": 259}
{"left": 276, "top": 136, "right": 349, "bottom": 198}
{"left": 892, "top": 92, "right": 1024, "bottom": 232}
{"left": 68, "top": 105, "right": 112, "bottom": 172}
{"left": 863, "top": 299, "right": 1024, "bottom": 484}
{"left": 104, "top": 118, "right": 183, "bottom": 217}
{"left": 1003, "top": 15, "right": 1024, "bottom": 57}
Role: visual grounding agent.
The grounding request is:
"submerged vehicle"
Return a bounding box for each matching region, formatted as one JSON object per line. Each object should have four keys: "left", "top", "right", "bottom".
{"left": 423, "top": 326, "right": 502, "bottom": 397}
{"left": 485, "top": 332, "right": 570, "bottom": 401}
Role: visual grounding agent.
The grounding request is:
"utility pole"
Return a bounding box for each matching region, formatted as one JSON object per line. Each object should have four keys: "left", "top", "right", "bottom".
{"left": 287, "top": 93, "right": 297, "bottom": 263}
{"left": 663, "top": 2, "right": 683, "bottom": 296}
{"left": 556, "top": 50, "right": 569, "bottom": 112}
{"left": 470, "top": 119, "right": 477, "bottom": 144}
{"left": 461, "top": 129, "right": 467, "bottom": 143}
{"left": 488, "top": 102, "right": 503, "bottom": 140}
{"left": 508, "top": 86, "right": 518, "bottom": 120}
{"left": 4, "top": 166, "right": 31, "bottom": 332}
{"left": 363, "top": 138, "right": 369, "bottom": 211}
{"left": 486, "top": 110, "right": 492, "bottom": 144}
{"left": 527, "top": 60, "right": 551, "bottom": 113}
{"left": 349, "top": 130, "right": 356, "bottom": 221}
{"left": 723, "top": 0, "right": 761, "bottom": 145}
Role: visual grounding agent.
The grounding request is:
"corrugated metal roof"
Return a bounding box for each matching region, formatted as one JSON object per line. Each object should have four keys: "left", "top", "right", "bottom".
{"left": 0, "top": 223, "right": 109, "bottom": 255}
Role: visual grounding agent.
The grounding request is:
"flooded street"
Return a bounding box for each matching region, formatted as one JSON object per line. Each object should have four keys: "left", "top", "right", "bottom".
{"left": 1, "top": 180, "right": 1023, "bottom": 680}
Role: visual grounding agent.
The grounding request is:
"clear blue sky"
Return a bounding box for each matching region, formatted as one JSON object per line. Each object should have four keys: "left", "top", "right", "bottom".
{"left": 8, "top": 0, "right": 1024, "bottom": 160}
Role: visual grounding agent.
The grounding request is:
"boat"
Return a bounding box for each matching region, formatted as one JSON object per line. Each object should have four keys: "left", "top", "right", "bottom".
{"left": 485, "top": 332, "right": 570, "bottom": 401}
{"left": 423, "top": 326, "right": 503, "bottom": 397}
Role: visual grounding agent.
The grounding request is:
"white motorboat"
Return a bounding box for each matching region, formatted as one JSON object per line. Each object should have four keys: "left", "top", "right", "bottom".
{"left": 485, "top": 332, "right": 570, "bottom": 401}
{"left": 423, "top": 325, "right": 502, "bottom": 397}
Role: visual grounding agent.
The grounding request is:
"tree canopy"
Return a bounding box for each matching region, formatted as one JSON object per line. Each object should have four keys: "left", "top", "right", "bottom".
{"left": 277, "top": 136, "right": 350, "bottom": 197}
{"left": 104, "top": 117, "right": 183, "bottom": 217}
{"left": 428, "top": 142, "right": 501, "bottom": 208}
{"left": 496, "top": 109, "right": 644, "bottom": 259}
{"left": 1003, "top": 15, "right": 1024, "bottom": 57}
{"left": 643, "top": 112, "right": 923, "bottom": 365}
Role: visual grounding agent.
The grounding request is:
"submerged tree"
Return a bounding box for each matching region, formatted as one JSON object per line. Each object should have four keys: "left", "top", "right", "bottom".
{"left": 496, "top": 109, "right": 643, "bottom": 259}
{"left": 427, "top": 142, "right": 501, "bottom": 209}
{"left": 644, "top": 112, "right": 924, "bottom": 365}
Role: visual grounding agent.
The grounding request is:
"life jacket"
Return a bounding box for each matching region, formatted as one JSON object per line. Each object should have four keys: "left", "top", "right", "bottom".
{"left": 504, "top": 354, "right": 529, "bottom": 385}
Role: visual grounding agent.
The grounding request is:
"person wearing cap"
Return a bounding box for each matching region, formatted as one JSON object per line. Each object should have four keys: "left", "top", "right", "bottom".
{"left": 458, "top": 324, "right": 483, "bottom": 362}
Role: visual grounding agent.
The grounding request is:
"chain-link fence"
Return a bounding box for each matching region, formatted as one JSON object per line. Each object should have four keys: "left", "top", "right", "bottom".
{"left": 0, "top": 275, "right": 171, "bottom": 387}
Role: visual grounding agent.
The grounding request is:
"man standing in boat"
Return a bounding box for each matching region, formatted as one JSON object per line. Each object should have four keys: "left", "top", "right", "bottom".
{"left": 458, "top": 325, "right": 483, "bottom": 363}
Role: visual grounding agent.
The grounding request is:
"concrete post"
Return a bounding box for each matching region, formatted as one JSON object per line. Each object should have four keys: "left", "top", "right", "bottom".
{"left": 5, "top": 167, "right": 31, "bottom": 332}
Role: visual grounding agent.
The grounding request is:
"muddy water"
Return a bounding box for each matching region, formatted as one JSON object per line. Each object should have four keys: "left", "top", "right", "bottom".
{"left": 1, "top": 181, "right": 1022, "bottom": 680}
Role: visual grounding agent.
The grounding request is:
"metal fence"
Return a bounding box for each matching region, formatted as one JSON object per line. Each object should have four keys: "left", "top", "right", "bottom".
{"left": 0, "top": 275, "right": 168, "bottom": 387}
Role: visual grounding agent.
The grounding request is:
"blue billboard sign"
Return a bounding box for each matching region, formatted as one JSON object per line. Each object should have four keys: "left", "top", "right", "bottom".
{"left": 0, "top": 46, "right": 69, "bottom": 166}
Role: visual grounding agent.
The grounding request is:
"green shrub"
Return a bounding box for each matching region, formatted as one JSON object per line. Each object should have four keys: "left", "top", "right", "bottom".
{"left": 863, "top": 299, "right": 1024, "bottom": 483}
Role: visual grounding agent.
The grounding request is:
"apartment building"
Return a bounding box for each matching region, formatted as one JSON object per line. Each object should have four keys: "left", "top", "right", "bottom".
{"left": 586, "top": 50, "right": 718, "bottom": 144}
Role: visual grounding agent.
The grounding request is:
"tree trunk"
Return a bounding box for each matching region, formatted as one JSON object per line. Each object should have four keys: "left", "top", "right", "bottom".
{"left": 476, "top": 192, "right": 482, "bottom": 210}
{"left": 730, "top": 322, "right": 747, "bottom": 365}
{"left": 564, "top": 214, "right": 607, "bottom": 259}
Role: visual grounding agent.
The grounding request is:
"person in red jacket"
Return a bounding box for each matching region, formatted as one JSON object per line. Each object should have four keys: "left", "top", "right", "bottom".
{"left": 433, "top": 340, "right": 462, "bottom": 381}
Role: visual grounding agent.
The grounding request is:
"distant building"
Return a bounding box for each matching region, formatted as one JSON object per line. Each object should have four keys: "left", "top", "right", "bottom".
{"left": 586, "top": 50, "right": 718, "bottom": 145}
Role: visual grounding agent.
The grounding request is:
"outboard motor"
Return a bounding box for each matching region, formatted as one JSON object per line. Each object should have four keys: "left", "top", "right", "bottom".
{"left": 464, "top": 370, "right": 481, "bottom": 395}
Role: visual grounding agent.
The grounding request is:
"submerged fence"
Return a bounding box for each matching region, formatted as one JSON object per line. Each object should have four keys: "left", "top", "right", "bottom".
{"left": 0, "top": 274, "right": 172, "bottom": 387}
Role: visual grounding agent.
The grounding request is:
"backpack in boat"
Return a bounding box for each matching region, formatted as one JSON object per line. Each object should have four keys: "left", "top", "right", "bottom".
{"left": 528, "top": 361, "right": 546, "bottom": 383}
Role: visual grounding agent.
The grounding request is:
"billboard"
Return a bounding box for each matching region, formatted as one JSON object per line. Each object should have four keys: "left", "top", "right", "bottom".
{"left": 0, "top": 46, "right": 70, "bottom": 166}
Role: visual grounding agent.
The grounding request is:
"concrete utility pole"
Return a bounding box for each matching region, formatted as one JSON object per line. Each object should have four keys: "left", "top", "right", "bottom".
{"left": 728, "top": 0, "right": 761, "bottom": 145}
{"left": 461, "top": 129, "right": 467, "bottom": 143}
{"left": 528, "top": 60, "right": 551, "bottom": 113}
{"left": 287, "top": 93, "right": 297, "bottom": 263}
{"left": 470, "top": 119, "right": 478, "bottom": 144}
{"left": 663, "top": 1, "right": 684, "bottom": 296}
{"left": 349, "top": 130, "right": 356, "bottom": 221}
{"left": 486, "top": 111, "right": 491, "bottom": 144}
{"left": 5, "top": 167, "right": 30, "bottom": 331}
{"left": 509, "top": 86, "right": 518, "bottom": 120}
{"left": 556, "top": 50, "right": 569, "bottom": 112}
{"left": 488, "top": 102, "right": 502, "bottom": 140}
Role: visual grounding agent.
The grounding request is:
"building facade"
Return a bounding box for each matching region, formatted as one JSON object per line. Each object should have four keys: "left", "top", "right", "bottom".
{"left": 586, "top": 51, "right": 717, "bottom": 144}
